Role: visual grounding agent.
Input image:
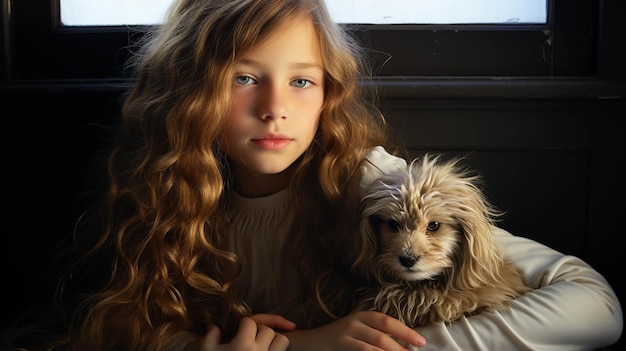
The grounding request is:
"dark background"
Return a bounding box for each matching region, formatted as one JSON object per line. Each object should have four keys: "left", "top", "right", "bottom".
{"left": 2, "top": 0, "right": 625, "bottom": 349}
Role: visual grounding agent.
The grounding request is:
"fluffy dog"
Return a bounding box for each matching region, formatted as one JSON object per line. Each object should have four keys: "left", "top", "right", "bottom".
{"left": 351, "top": 154, "right": 531, "bottom": 327}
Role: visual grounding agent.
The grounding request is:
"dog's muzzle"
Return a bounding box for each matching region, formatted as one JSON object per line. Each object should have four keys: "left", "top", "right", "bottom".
{"left": 399, "top": 254, "right": 418, "bottom": 268}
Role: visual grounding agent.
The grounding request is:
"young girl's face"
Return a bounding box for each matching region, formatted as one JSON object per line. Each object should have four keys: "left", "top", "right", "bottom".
{"left": 222, "top": 15, "right": 324, "bottom": 196}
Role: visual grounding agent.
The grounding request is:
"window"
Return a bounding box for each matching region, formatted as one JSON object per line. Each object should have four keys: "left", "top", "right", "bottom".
{"left": 59, "top": 0, "right": 547, "bottom": 26}
{"left": 2, "top": 0, "right": 600, "bottom": 81}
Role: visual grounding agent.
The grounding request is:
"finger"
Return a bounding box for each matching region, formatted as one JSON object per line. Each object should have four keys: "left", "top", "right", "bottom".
{"left": 354, "top": 328, "right": 408, "bottom": 351}
{"left": 251, "top": 313, "right": 297, "bottom": 331}
{"left": 235, "top": 317, "right": 259, "bottom": 339}
{"left": 269, "top": 332, "right": 290, "bottom": 351}
{"left": 255, "top": 324, "right": 277, "bottom": 345}
{"left": 360, "top": 311, "right": 426, "bottom": 348}
{"left": 198, "top": 324, "right": 221, "bottom": 350}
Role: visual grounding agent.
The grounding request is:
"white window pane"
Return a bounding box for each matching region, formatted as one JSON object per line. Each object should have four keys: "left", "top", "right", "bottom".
{"left": 60, "top": 0, "right": 171, "bottom": 26}
{"left": 327, "top": 0, "right": 547, "bottom": 24}
{"left": 60, "top": 0, "right": 547, "bottom": 26}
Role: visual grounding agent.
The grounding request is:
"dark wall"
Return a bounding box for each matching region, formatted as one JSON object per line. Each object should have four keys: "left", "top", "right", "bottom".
{"left": 1, "top": 86, "right": 123, "bottom": 329}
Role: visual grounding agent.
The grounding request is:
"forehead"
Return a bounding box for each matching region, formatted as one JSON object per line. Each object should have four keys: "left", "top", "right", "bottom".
{"left": 238, "top": 15, "right": 323, "bottom": 65}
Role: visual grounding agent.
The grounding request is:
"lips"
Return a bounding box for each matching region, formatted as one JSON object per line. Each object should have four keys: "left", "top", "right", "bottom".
{"left": 251, "top": 134, "right": 292, "bottom": 151}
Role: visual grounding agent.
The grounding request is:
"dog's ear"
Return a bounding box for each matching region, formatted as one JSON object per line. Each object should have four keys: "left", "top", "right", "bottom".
{"left": 350, "top": 212, "right": 379, "bottom": 279}
{"left": 452, "top": 175, "right": 507, "bottom": 289}
{"left": 366, "top": 215, "right": 398, "bottom": 250}
{"left": 368, "top": 215, "right": 383, "bottom": 231}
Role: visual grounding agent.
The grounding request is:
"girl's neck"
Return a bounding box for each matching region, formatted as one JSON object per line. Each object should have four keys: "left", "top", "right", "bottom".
{"left": 232, "top": 163, "right": 295, "bottom": 198}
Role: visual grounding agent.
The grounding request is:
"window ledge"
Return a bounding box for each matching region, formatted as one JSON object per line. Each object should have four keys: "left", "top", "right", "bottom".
{"left": 1, "top": 77, "right": 625, "bottom": 100}
{"left": 371, "top": 77, "right": 626, "bottom": 100}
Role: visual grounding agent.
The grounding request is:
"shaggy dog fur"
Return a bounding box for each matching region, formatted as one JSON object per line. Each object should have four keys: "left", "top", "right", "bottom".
{"left": 351, "top": 154, "right": 531, "bottom": 327}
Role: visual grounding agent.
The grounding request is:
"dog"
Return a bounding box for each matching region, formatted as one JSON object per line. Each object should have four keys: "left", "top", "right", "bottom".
{"left": 351, "top": 154, "right": 531, "bottom": 327}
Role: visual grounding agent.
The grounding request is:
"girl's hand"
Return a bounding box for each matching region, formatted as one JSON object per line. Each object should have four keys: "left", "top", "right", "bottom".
{"left": 186, "top": 316, "right": 290, "bottom": 351}
{"left": 285, "top": 311, "right": 426, "bottom": 351}
{"left": 250, "top": 313, "right": 297, "bottom": 332}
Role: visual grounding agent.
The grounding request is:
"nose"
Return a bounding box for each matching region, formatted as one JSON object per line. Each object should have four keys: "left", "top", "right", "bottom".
{"left": 257, "top": 82, "right": 287, "bottom": 121}
{"left": 399, "top": 254, "right": 418, "bottom": 268}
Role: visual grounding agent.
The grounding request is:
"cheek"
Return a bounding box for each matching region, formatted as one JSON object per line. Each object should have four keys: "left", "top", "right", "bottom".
{"left": 306, "top": 112, "right": 321, "bottom": 137}
{"left": 305, "top": 98, "right": 323, "bottom": 134}
{"left": 228, "top": 86, "right": 257, "bottom": 121}
{"left": 424, "top": 227, "right": 460, "bottom": 259}
{"left": 221, "top": 98, "right": 250, "bottom": 152}
{"left": 295, "top": 100, "right": 322, "bottom": 142}
{"left": 220, "top": 121, "right": 237, "bottom": 146}
{"left": 229, "top": 89, "right": 252, "bottom": 121}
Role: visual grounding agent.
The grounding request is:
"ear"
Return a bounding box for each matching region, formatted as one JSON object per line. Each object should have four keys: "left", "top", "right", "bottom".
{"left": 351, "top": 213, "right": 379, "bottom": 278}
{"left": 456, "top": 187, "right": 505, "bottom": 287}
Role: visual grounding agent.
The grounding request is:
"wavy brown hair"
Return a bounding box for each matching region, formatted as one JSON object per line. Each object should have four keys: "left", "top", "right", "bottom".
{"left": 33, "top": 0, "right": 397, "bottom": 350}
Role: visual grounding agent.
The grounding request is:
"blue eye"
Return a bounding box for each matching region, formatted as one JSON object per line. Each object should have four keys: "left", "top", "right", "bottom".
{"left": 235, "top": 76, "right": 255, "bottom": 85}
{"left": 292, "top": 78, "right": 312, "bottom": 88}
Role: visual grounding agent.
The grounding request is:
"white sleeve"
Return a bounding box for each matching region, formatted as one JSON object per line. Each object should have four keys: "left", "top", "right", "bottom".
{"left": 414, "top": 227, "right": 623, "bottom": 351}
{"left": 359, "top": 146, "right": 407, "bottom": 196}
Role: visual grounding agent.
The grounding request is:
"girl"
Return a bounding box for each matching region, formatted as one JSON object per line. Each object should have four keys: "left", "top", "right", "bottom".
{"left": 8, "top": 0, "right": 621, "bottom": 350}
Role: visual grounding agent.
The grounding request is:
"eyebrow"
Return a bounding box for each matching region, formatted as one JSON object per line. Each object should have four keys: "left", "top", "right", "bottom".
{"left": 237, "top": 59, "right": 323, "bottom": 71}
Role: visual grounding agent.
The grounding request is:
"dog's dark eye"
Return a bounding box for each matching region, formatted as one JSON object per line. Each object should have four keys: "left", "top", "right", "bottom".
{"left": 427, "top": 221, "right": 440, "bottom": 231}
{"left": 388, "top": 220, "right": 400, "bottom": 232}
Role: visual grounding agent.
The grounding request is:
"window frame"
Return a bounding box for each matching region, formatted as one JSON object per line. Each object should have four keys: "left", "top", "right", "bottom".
{"left": 1, "top": 0, "right": 624, "bottom": 98}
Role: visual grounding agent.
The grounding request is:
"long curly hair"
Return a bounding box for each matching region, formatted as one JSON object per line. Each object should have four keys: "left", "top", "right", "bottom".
{"left": 26, "top": 0, "right": 395, "bottom": 350}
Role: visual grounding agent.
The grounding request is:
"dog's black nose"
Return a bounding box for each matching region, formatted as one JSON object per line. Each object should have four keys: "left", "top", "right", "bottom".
{"left": 399, "top": 255, "right": 417, "bottom": 268}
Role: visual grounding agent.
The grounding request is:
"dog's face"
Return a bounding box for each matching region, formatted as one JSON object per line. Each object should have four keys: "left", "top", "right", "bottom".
{"left": 355, "top": 155, "right": 496, "bottom": 283}
{"left": 369, "top": 209, "right": 460, "bottom": 281}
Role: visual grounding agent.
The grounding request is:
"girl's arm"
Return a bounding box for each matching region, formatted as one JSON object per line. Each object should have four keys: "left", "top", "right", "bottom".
{"left": 413, "top": 227, "right": 623, "bottom": 351}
